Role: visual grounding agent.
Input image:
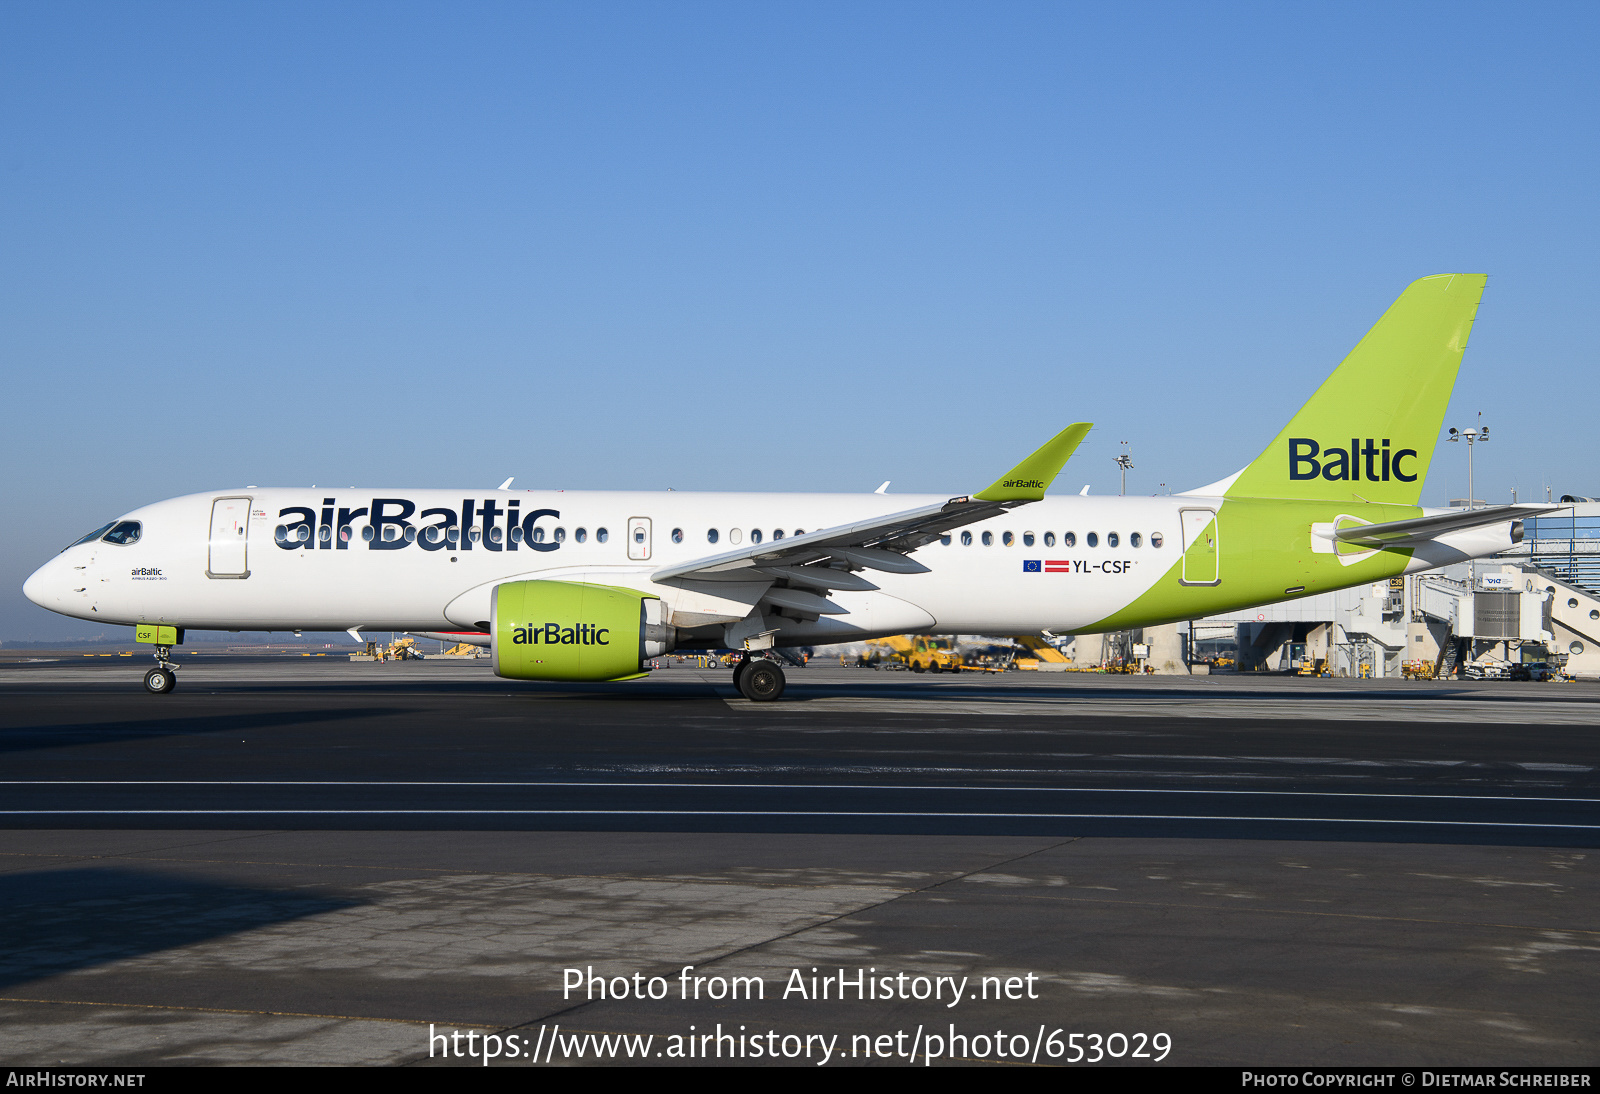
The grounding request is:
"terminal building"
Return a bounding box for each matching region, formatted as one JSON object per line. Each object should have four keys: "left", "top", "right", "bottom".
{"left": 1097, "top": 501, "right": 1600, "bottom": 679}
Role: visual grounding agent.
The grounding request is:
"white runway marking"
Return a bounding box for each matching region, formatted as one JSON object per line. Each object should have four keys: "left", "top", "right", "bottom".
{"left": 733, "top": 694, "right": 1600, "bottom": 724}
{"left": 0, "top": 780, "right": 1595, "bottom": 804}
{"left": 0, "top": 810, "right": 1592, "bottom": 829}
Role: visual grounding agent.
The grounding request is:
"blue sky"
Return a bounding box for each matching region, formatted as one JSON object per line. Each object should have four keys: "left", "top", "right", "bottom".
{"left": 4, "top": 2, "right": 1598, "bottom": 639}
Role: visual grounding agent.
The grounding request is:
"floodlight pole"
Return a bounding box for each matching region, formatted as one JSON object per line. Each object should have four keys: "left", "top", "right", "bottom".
{"left": 1114, "top": 442, "right": 1134, "bottom": 497}
{"left": 1447, "top": 415, "right": 1488, "bottom": 510}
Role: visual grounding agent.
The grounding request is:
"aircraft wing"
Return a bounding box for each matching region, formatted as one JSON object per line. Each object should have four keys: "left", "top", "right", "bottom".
{"left": 651, "top": 424, "right": 1090, "bottom": 606}
{"left": 1333, "top": 503, "right": 1564, "bottom": 548}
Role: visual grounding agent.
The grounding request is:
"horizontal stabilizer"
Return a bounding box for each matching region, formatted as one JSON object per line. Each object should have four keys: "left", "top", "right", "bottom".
{"left": 1333, "top": 504, "right": 1563, "bottom": 548}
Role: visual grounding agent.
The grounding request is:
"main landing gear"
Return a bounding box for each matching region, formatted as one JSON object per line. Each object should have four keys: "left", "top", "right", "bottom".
{"left": 143, "top": 645, "right": 179, "bottom": 695}
{"left": 733, "top": 654, "right": 786, "bottom": 702}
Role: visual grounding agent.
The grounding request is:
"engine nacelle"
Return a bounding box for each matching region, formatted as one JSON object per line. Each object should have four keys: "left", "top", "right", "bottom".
{"left": 491, "top": 580, "right": 672, "bottom": 682}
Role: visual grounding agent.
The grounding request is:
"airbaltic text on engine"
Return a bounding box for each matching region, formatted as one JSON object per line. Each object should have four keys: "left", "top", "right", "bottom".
{"left": 511, "top": 623, "right": 609, "bottom": 646}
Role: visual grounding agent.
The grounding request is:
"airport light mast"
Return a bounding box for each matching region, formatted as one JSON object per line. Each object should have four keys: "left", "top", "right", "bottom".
{"left": 1447, "top": 414, "right": 1489, "bottom": 510}
{"left": 1114, "top": 443, "right": 1134, "bottom": 496}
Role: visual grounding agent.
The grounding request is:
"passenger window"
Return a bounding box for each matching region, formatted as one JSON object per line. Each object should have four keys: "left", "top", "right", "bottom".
{"left": 319, "top": 526, "right": 332, "bottom": 544}
{"left": 794, "top": 529, "right": 804, "bottom": 536}
{"left": 508, "top": 526, "right": 522, "bottom": 543}
{"left": 1064, "top": 532, "right": 1076, "bottom": 547}
{"left": 488, "top": 527, "right": 501, "bottom": 543}
{"left": 982, "top": 531, "right": 993, "bottom": 546}
{"left": 730, "top": 529, "right": 742, "bottom": 544}
{"left": 1043, "top": 532, "right": 1055, "bottom": 547}
{"left": 554, "top": 528, "right": 566, "bottom": 542}
{"left": 1107, "top": 532, "right": 1119, "bottom": 548}
{"left": 404, "top": 527, "right": 417, "bottom": 543}
{"left": 1002, "top": 531, "right": 1014, "bottom": 546}
{"left": 1151, "top": 532, "right": 1163, "bottom": 548}
{"left": 1086, "top": 532, "right": 1099, "bottom": 548}
{"left": 961, "top": 531, "right": 972, "bottom": 546}
{"left": 1130, "top": 532, "right": 1142, "bottom": 547}
{"left": 363, "top": 526, "right": 376, "bottom": 542}
{"left": 751, "top": 529, "right": 763, "bottom": 544}
{"left": 773, "top": 530, "right": 784, "bottom": 540}
{"left": 671, "top": 528, "right": 683, "bottom": 543}
{"left": 576, "top": 528, "right": 587, "bottom": 543}
{"left": 1023, "top": 532, "right": 1035, "bottom": 547}
{"left": 101, "top": 521, "right": 142, "bottom": 546}
{"left": 597, "top": 528, "right": 609, "bottom": 543}
{"left": 941, "top": 535, "right": 951, "bottom": 546}
{"left": 707, "top": 528, "right": 719, "bottom": 544}
{"left": 531, "top": 528, "right": 545, "bottom": 543}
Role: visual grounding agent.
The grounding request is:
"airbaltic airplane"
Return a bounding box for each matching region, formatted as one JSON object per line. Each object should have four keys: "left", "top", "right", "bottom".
{"left": 25, "top": 274, "right": 1555, "bottom": 700}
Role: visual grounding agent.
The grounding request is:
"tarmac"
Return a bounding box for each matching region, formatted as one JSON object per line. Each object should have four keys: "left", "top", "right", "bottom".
{"left": 0, "top": 656, "right": 1596, "bottom": 1066}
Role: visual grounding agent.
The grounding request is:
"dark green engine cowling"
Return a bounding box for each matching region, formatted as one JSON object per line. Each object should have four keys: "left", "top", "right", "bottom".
{"left": 492, "top": 580, "right": 672, "bottom": 682}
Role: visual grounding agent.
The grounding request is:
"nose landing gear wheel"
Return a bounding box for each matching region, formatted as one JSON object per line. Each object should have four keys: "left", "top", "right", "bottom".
{"left": 738, "top": 660, "right": 786, "bottom": 702}
{"left": 144, "top": 667, "right": 176, "bottom": 694}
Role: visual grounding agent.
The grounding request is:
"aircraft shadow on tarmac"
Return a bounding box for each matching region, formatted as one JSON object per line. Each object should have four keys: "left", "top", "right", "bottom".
{"left": 0, "top": 866, "right": 360, "bottom": 990}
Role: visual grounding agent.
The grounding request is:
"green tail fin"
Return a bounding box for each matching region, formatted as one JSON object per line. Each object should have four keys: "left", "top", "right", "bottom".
{"left": 1223, "top": 274, "right": 1486, "bottom": 505}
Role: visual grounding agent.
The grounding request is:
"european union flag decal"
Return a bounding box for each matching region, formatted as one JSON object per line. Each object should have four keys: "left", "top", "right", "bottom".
{"left": 1022, "top": 559, "right": 1041, "bottom": 572}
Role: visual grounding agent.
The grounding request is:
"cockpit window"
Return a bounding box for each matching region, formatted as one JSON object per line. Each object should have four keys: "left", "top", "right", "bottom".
{"left": 66, "top": 523, "right": 116, "bottom": 550}
{"left": 101, "top": 521, "right": 142, "bottom": 546}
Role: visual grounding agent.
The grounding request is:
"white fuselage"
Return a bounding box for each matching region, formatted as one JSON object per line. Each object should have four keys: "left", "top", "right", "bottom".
{"left": 22, "top": 487, "right": 1506, "bottom": 645}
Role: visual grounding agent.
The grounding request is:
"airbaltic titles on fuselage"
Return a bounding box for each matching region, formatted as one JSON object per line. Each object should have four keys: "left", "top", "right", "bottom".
{"left": 273, "top": 498, "right": 560, "bottom": 553}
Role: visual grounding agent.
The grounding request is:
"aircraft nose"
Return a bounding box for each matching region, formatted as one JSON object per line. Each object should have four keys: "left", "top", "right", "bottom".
{"left": 23, "top": 557, "right": 65, "bottom": 611}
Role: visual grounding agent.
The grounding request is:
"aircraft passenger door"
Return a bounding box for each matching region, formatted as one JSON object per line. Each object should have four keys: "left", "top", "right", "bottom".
{"left": 1179, "top": 508, "right": 1219, "bottom": 586}
{"left": 208, "top": 496, "right": 252, "bottom": 578}
{"left": 627, "top": 517, "right": 652, "bottom": 561}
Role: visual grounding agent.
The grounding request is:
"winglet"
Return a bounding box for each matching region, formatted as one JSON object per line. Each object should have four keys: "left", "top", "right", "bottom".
{"left": 973, "top": 423, "right": 1092, "bottom": 502}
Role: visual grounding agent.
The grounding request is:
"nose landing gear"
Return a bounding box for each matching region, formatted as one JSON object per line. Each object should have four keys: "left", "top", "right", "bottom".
{"left": 143, "top": 645, "right": 179, "bottom": 694}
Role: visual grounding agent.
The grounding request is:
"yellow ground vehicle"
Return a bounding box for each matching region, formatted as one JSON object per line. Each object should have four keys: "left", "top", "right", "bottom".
{"left": 864, "top": 635, "right": 963, "bottom": 673}
{"left": 1010, "top": 635, "right": 1072, "bottom": 671}
{"left": 389, "top": 637, "right": 423, "bottom": 660}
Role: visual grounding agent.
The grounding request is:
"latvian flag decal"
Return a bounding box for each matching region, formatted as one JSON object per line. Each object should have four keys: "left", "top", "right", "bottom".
{"left": 1023, "top": 560, "right": 1071, "bottom": 573}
